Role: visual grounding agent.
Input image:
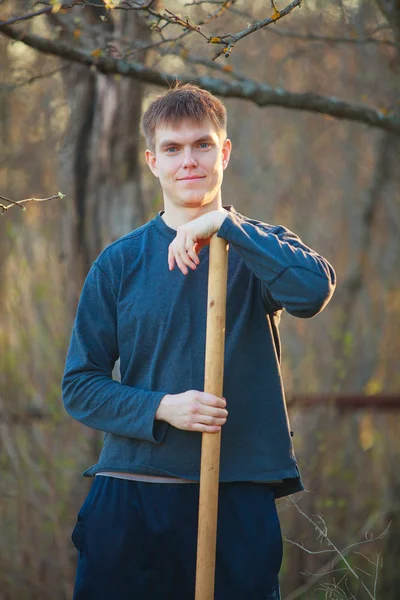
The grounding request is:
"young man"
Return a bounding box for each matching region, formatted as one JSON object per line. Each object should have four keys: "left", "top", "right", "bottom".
{"left": 62, "top": 84, "right": 336, "bottom": 599}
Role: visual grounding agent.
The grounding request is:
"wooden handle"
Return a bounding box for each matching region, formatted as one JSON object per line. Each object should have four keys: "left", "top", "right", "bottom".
{"left": 195, "top": 234, "right": 229, "bottom": 600}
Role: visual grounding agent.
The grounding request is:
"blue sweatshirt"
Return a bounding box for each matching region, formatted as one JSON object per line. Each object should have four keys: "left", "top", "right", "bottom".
{"left": 62, "top": 206, "right": 336, "bottom": 499}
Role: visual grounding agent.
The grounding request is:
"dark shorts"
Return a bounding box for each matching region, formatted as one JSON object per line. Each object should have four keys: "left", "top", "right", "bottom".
{"left": 71, "top": 476, "right": 282, "bottom": 600}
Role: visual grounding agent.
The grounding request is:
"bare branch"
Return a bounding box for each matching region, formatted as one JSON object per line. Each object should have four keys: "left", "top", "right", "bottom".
{"left": 1, "top": 23, "right": 399, "bottom": 136}
{"left": 34, "top": 0, "right": 301, "bottom": 59}
{"left": 285, "top": 498, "right": 386, "bottom": 600}
{"left": 0, "top": 193, "right": 65, "bottom": 215}
{"left": 0, "top": 6, "right": 53, "bottom": 27}
{"left": 185, "top": 0, "right": 225, "bottom": 4}
{"left": 285, "top": 539, "right": 336, "bottom": 555}
{"left": 263, "top": 26, "right": 398, "bottom": 48}
{"left": 342, "top": 523, "right": 391, "bottom": 554}
{"left": 230, "top": 5, "right": 397, "bottom": 48}
{"left": 164, "top": 9, "right": 210, "bottom": 41}
{"left": 1, "top": 64, "right": 72, "bottom": 92}
{"left": 160, "top": 1, "right": 302, "bottom": 59}
{"left": 374, "top": 554, "right": 381, "bottom": 597}
{"left": 0, "top": 1, "right": 80, "bottom": 28}
{"left": 289, "top": 500, "right": 375, "bottom": 599}
{"left": 0, "top": 195, "right": 25, "bottom": 212}
{"left": 210, "top": 0, "right": 302, "bottom": 59}
{"left": 36, "top": 0, "right": 156, "bottom": 11}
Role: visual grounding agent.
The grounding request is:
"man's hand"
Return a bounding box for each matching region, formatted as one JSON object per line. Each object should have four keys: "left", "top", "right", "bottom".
{"left": 168, "top": 210, "right": 227, "bottom": 275}
{"left": 155, "top": 390, "right": 228, "bottom": 433}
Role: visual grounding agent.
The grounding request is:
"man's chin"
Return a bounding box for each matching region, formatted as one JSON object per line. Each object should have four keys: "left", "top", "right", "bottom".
{"left": 177, "top": 196, "right": 208, "bottom": 207}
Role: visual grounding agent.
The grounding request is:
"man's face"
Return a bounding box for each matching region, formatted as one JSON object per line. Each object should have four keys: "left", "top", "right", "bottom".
{"left": 145, "top": 118, "right": 231, "bottom": 210}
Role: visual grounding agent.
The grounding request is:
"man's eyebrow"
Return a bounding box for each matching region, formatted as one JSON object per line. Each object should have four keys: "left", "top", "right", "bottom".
{"left": 194, "top": 135, "right": 215, "bottom": 143}
{"left": 159, "top": 135, "right": 215, "bottom": 150}
{"left": 159, "top": 140, "right": 179, "bottom": 150}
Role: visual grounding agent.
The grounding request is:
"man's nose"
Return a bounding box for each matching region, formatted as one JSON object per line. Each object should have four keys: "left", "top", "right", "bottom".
{"left": 182, "top": 149, "right": 197, "bottom": 169}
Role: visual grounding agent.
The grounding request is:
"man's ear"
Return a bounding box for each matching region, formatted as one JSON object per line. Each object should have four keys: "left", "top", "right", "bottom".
{"left": 145, "top": 149, "right": 158, "bottom": 178}
{"left": 222, "top": 138, "right": 232, "bottom": 171}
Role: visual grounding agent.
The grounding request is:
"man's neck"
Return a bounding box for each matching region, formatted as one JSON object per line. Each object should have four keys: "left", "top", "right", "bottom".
{"left": 161, "top": 197, "right": 223, "bottom": 230}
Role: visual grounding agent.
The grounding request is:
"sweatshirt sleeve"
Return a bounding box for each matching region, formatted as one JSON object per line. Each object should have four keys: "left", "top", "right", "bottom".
{"left": 217, "top": 210, "right": 336, "bottom": 318}
{"left": 61, "top": 261, "right": 168, "bottom": 443}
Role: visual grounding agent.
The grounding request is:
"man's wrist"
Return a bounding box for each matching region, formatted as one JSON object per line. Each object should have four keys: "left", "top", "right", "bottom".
{"left": 155, "top": 394, "right": 170, "bottom": 422}
{"left": 215, "top": 210, "right": 228, "bottom": 231}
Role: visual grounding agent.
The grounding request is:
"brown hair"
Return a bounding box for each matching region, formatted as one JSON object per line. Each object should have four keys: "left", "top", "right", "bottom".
{"left": 141, "top": 83, "right": 227, "bottom": 151}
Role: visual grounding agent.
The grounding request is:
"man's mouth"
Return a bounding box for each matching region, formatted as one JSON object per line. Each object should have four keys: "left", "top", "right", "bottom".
{"left": 177, "top": 176, "right": 205, "bottom": 181}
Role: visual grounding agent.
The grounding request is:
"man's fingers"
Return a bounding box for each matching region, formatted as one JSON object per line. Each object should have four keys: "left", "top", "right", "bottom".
{"left": 177, "top": 248, "right": 197, "bottom": 272}
{"left": 198, "top": 392, "right": 227, "bottom": 408}
{"left": 196, "top": 414, "right": 227, "bottom": 426}
{"left": 168, "top": 250, "right": 175, "bottom": 270}
{"left": 162, "top": 390, "right": 228, "bottom": 433}
{"left": 167, "top": 213, "right": 224, "bottom": 274}
{"left": 168, "top": 238, "right": 199, "bottom": 274}
{"left": 185, "top": 248, "right": 200, "bottom": 267}
{"left": 175, "top": 253, "right": 189, "bottom": 275}
{"left": 191, "top": 403, "right": 228, "bottom": 419}
{"left": 185, "top": 236, "right": 200, "bottom": 265}
{"left": 190, "top": 423, "right": 222, "bottom": 434}
{"left": 176, "top": 234, "right": 198, "bottom": 271}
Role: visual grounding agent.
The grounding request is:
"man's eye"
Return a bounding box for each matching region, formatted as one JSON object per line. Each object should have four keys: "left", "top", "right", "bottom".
{"left": 166, "top": 147, "right": 178, "bottom": 153}
{"left": 199, "top": 143, "right": 210, "bottom": 149}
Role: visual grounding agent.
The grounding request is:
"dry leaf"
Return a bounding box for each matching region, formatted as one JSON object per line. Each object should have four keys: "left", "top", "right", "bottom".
{"left": 50, "top": 0, "right": 62, "bottom": 13}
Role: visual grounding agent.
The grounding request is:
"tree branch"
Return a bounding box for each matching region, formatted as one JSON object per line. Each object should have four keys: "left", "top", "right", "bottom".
{"left": 148, "top": 0, "right": 302, "bottom": 59}
{"left": 262, "top": 26, "right": 398, "bottom": 48}
{"left": 209, "top": 0, "right": 302, "bottom": 59}
{"left": 0, "top": 193, "right": 65, "bottom": 215}
{"left": 230, "top": 6, "right": 397, "bottom": 48}
{"left": 0, "top": 1, "right": 80, "bottom": 28}
{"left": 1, "top": 64, "right": 72, "bottom": 93}
{"left": 284, "top": 499, "right": 387, "bottom": 600}
{"left": 1, "top": 22, "right": 400, "bottom": 135}
{"left": 0, "top": 6, "right": 54, "bottom": 27}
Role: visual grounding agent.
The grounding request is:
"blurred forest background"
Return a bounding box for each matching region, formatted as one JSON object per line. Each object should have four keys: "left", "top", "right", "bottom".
{"left": 0, "top": 0, "right": 399, "bottom": 598}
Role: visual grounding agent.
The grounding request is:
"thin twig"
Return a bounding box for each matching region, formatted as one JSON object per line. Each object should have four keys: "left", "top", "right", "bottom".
{"left": 210, "top": 0, "right": 302, "bottom": 59}
{"left": 286, "top": 540, "right": 336, "bottom": 554}
{"left": 229, "top": 5, "right": 397, "bottom": 48}
{"left": 374, "top": 554, "right": 381, "bottom": 597}
{"left": 164, "top": 9, "right": 210, "bottom": 41}
{"left": 0, "top": 193, "right": 65, "bottom": 215}
{"left": 287, "top": 498, "right": 381, "bottom": 600}
{"left": 342, "top": 523, "right": 390, "bottom": 553}
{"left": 184, "top": 0, "right": 228, "bottom": 5}
{"left": 2, "top": 64, "right": 72, "bottom": 92}
{"left": 0, "top": 1, "right": 80, "bottom": 28}
{"left": 37, "top": 0, "right": 155, "bottom": 11}
{"left": 263, "top": 26, "right": 398, "bottom": 48}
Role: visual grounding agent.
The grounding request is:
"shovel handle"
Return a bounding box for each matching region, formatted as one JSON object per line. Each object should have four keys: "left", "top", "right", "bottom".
{"left": 195, "top": 234, "right": 229, "bottom": 600}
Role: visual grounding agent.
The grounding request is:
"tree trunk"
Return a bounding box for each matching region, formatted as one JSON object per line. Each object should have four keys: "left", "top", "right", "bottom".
{"left": 56, "top": 4, "right": 154, "bottom": 489}
{"left": 374, "top": 5, "right": 400, "bottom": 596}
{"left": 58, "top": 6, "right": 152, "bottom": 303}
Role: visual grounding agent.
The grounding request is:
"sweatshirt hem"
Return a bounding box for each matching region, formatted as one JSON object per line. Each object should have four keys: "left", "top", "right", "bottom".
{"left": 81, "top": 463, "right": 304, "bottom": 499}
